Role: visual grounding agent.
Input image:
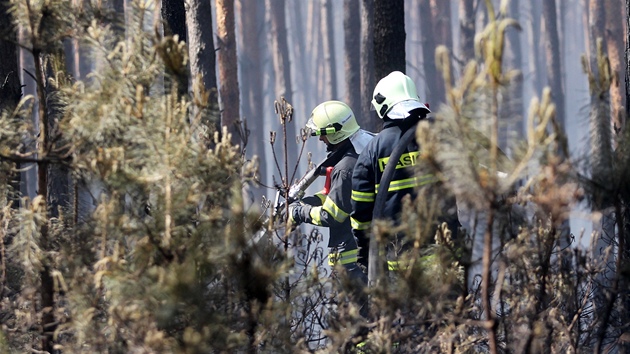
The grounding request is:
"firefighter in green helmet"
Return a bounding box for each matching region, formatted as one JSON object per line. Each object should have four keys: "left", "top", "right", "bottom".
{"left": 285, "top": 100, "right": 374, "bottom": 283}
{"left": 351, "top": 71, "right": 460, "bottom": 272}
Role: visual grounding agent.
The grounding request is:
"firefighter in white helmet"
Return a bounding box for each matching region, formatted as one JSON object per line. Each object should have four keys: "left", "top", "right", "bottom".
{"left": 285, "top": 100, "right": 374, "bottom": 282}
{"left": 350, "top": 71, "right": 460, "bottom": 272}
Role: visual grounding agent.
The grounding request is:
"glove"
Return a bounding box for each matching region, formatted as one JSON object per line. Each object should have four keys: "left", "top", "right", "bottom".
{"left": 289, "top": 202, "right": 305, "bottom": 225}
{"left": 280, "top": 201, "right": 304, "bottom": 225}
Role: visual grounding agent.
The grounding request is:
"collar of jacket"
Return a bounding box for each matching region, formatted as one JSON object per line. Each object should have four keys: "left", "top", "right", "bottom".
{"left": 326, "top": 138, "right": 353, "bottom": 156}
{"left": 383, "top": 114, "right": 423, "bottom": 131}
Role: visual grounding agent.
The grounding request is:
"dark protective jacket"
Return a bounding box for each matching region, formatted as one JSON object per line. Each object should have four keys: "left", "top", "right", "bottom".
{"left": 350, "top": 113, "right": 459, "bottom": 268}
{"left": 293, "top": 141, "right": 360, "bottom": 267}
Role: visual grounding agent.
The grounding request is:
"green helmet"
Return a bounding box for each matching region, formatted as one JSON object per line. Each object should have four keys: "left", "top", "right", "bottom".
{"left": 306, "top": 101, "right": 360, "bottom": 145}
{"left": 371, "top": 71, "right": 430, "bottom": 119}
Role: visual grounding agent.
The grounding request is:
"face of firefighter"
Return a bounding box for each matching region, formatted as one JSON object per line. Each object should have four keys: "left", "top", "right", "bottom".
{"left": 318, "top": 134, "right": 336, "bottom": 151}
{"left": 319, "top": 134, "right": 330, "bottom": 144}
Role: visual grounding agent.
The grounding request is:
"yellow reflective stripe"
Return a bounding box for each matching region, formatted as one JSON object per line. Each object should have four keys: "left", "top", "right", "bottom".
{"left": 374, "top": 174, "right": 436, "bottom": 193}
{"left": 322, "top": 198, "right": 349, "bottom": 223}
{"left": 388, "top": 177, "right": 418, "bottom": 191}
{"left": 352, "top": 190, "right": 375, "bottom": 202}
{"left": 351, "top": 217, "right": 371, "bottom": 230}
{"left": 309, "top": 206, "right": 323, "bottom": 226}
{"left": 388, "top": 261, "right": 400, "bottom": 271}
{"left": 328, "top": 249, "right": 358, "bottom": 265}
{"left": 388, "top": 254, "right": 435, "bottom": 271}
{"left": 378, "top": 151, "right": 420, "bottom": 172}
{"left": 416, "top": 174, "right": 438, "bottom": 185}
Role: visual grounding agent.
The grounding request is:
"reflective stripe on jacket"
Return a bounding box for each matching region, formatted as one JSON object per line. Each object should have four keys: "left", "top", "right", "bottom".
{"left": 295, "top": 144, "right": 360, "bottom": 250}
{"left": 350, "top": 116, "right": 430, "bottom": 252}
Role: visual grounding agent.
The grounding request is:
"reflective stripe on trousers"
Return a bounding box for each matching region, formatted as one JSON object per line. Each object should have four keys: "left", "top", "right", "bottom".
{"left": 387, "top": 254, "right": 435, "bottom": 271}
{"left": 328, "top": 248, "right": 359, "bottom": 266}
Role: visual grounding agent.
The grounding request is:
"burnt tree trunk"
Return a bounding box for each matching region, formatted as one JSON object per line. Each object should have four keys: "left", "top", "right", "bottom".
{"left": 216, "top": 0, "right": 242, "bottom": 148}
{"left": 361, "top": 0, "right": 380, "bottom": 132}
{"left": 322, "top": 0, "right": 338, "bottom": 99}
{"left": 162, "top": 0, "right": 188, "bottom": 97}
{"left": 344, "top": 0, "right": 361, "bottom": 117}
{"left": 459, "top": 0, "right": 475, "bottom": 66}
{"left": 528, "top": 0, "right": 544, "bottom": 94}
{"left": 626, "top": 0, "right": 630, "bottom": 124}
{"left": 267, "top": 0, "right": 298, "bottom": 172}
{"left": 237, "top": 0, "right": 266, "bottom": 201}
{"left": 0, "top": 0, "right": 22, "bottom": 115}
{"left": 373, "top": 0, "right": 405, "bottom": 81}
{"left": 588, "top": 0, "right": 616, "bottom": 351}
{"left": 419, "top": 0, "right": 440, "bottom": 105}
{"left": 542, "top": 0, "right": 565, "bottom": 131}
{"left": 187, "top": 0, "right": 220, "bottom": 134}
{"left": 429, "top": 0, "right": 450, "bottom": 106}
{"left": 505, "top": 0, "right": 524, "bottom": 141}
{"left": 605, "top": 0, "right": 626, "bottom": 135}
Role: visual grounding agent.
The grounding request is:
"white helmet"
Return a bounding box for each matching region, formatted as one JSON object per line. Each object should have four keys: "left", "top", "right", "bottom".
{"left": 306, "top": 101, "right": 360, "bottom": 145}
{"left": 371, "top": 71, "right": 430, "bottom": 120}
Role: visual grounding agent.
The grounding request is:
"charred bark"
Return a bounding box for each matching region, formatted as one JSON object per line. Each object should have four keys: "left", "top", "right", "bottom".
{"left": 237, "top": 0, "right": 265, "bottom": 201}
{"left": 459, "top": 0, "right": 475, "bottom": 67}
{"left": 216, "top": 0, "right": 242, "bottom": 148}
{"left": 419, "top": 0, "right": 441, "bottom": 105}
{"left": 543, "top": 0, "right": 565, "bottom": 131}
{"left": 361, "top": 0, "right": 380, "bottom": 132}
{"left": 373, "top": 0, "right": 405, "bottom": 81}
{"left": 344, "top": 0, "right": 361, "bottom": 116}
{"left": 162, "top": 0, "right": 188, "bottom": 97}
{"left": 605, "top": 0, "right": 626, "bottom": 135}
{"left": 187, "top": 0, "right": 220, "bottom": 134}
